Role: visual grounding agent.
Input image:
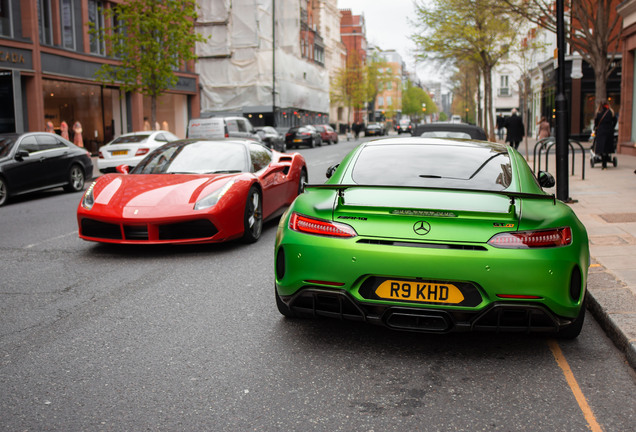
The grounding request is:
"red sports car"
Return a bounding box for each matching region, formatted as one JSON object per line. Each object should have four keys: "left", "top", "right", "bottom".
{"left": 77, "top": 139, "right": 307, "bottom": 244}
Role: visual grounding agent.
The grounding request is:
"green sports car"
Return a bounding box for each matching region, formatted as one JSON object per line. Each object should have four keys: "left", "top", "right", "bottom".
{"left": 274, "top": 137, "right": 590, "bottom": 338}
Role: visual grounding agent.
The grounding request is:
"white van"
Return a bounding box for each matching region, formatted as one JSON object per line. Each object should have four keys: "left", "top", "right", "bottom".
{"left": 187, "top": 116, "right": 261, "bottom": 142}
{"left": 450, "top": 115, "right": 462, "bottom": 123}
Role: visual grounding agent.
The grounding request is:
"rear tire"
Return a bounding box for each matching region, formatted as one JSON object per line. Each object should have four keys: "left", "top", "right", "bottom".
{"left": 0, "top": 176, "right": 8, "bottom": 206}
{"left": 241, "top": 186, "right": 262, "bottom": 243}
{"left": 64, "top": 164, "right": 85, "bottom": 192}
{"left": 275, "top": 286, "right": 296, "bottom": 318}
{"left": 297, "top": 167, "right": 308, "bottom": 195}
{"left": 556, "top": 296, "right": 586, "bottom": 339}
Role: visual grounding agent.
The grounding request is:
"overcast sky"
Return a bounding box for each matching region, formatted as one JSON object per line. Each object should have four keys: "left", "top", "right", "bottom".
{"left": 337, "top": 0, "right": 445, "bottom": 86}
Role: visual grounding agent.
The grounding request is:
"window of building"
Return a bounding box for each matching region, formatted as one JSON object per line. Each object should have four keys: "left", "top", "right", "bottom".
{"left": 387, "top": 96, "right": 392, "bottom": 106}
{"left": 0, "top": 0, "right": 13, "bottom": 37}
{"left": 38, "top": 0, "right": 53, "bottom": 45}
{"left": 88, "top": 0, "right": 106, "bottom": 55}
{"left": 378, "top": 96, "right": 384, "bottom": 107}
{"left": 60, "top": 0, "right": 75, "bottom": 50}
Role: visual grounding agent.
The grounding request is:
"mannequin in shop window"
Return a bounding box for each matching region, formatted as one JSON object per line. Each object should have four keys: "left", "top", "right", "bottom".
{"left": 60, "top": 121, "right": 70, "bottom": 140}
{"left": 73, "top": 121, "right": 84, "bottom": 147}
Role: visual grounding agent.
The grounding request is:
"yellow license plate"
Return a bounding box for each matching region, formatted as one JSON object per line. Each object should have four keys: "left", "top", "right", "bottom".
{"left": 111, "top": 150, "right": 128, "bottom": 156}
{"left": 375, "top": 280, "right": 464, "bottom": 304}
{"left": 293, "top": 139, "right": 303, "bottom": 143}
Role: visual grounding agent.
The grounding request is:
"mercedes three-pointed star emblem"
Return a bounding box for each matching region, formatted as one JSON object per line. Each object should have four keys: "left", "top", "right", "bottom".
{"left": 413, "top": 220, "right": 431, "bottom": 236}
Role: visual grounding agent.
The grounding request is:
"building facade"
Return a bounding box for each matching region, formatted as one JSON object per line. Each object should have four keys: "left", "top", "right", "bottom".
{"left": 618, "top": 0, "right": 636, "bottom": 156}
{"left": 339, "top": 8, "right": 367, "bottom": 124}
{"left": 195, "top": 0, "right": 331, "bottom": 130}
{"left": 0, "top": 0, "right": 200, "bottom": 154}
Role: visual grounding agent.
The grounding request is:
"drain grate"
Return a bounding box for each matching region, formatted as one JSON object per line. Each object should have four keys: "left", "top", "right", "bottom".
{"left": 599, "top": 213, "right": 636, "bottom": 223}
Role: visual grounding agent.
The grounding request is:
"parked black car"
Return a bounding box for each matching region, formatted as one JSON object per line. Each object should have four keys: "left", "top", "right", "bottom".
{"left": 412, "top": 122, "right": 488, "bottom": 140}
{"left": 396, "top": 119, "right": 413, "bottom": 135}
{"left": 0, "top": 132, "right": 93, "bottom": 206}
{"left": 255, "top": 126, "right": 286, "bottom": 151}
{"left": 285, "top": 125, "right": 322, "bottom": 148}
{"left": 365, "top": 123, "right": 387, "bottom": 136}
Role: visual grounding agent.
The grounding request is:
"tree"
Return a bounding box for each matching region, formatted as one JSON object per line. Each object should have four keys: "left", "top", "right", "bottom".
{"left": 91, "top": 0, "right": 206, "bottom": 129}
{"left": 402, "top": 81, "right": 438, "bottom": 121}
{"left": 411, "top": 0, "right": 519, "bottom": 140}
{"left": 502, "top": 0, "right": 622, "bottom": 105}
{"left": 365, "top": 54, "right": 394, "bottom": 122}
{"left": 330, "top": 49, "right": 368, "bottom": 126}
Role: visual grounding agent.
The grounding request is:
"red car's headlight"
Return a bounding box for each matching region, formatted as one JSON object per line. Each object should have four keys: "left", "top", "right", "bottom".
{"left": 289, "top": 212, "right": 357, "bottom": 238}
{"left": 488, "top": 227, "right": 572, "bottom": 249}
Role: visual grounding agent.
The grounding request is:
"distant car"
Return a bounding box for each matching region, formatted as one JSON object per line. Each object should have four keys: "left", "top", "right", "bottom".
{"left": 285, "top": 125, "right": 322, "bottom": 148}
{"left": 256, "top": 126, "right": 286, "bottom": 152}
{"left": 187, "top": 116, "right": 262, "bottom": 142}
{"left": 365, "top": 123, "right": 387, "bottom": 136}
{"left": 0, "top": 132, "right": 93, "bottom": 206}
{"left": 413, "top": 123, "right": 488, "bottom": 140}
{"left": 78, "top": 139, "right": 307, "bottom": 245}
{"left": 450, "top": 115, "right": 462, "bottom": 123}
{"left": 275, "top": 137, "right": 590, "bottom": 339}
{"left": 313, "top": 124, "right": 339, "bottom": 145}
{"left": 396, "top": 119, "right": 413, "bottom": 135}
{"left": 97, "top": 130, "right": 180, "bottom": 174}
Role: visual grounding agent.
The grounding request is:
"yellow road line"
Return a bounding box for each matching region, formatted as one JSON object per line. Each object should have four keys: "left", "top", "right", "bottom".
{"left": 547, "top": 339, "right": 603, "bottom": 432}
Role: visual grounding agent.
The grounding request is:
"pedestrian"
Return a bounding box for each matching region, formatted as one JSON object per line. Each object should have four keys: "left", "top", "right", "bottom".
{"left": 353, "top": 122, "right": 360, "bottom": 139}
{"left": 45, "top": 121, "right": 54, "bottom": 133}
{"left": 496, "top": 114, "right": 505, "bottom": 140}
{"left": 60, "top": 121, "right": 70, "bottom": 140}
{"left": 73, "top": 121, "right": 84, "bottom": 148}
{"left": 537, "top": 116, "right": 551, "bottom": 140}
{"left": 504, "top": 108, "right": 525, "bottom": 150}
{"left": 593, "top": 100, "right": 617, "bottom": 170}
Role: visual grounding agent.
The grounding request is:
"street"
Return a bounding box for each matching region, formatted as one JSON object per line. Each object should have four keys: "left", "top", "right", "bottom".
{"left": 1, "top": 135, "right": 635, "bottom": 431}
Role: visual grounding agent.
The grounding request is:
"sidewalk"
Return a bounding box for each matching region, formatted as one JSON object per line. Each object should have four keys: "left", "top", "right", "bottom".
{"left": 522, "top": 137, "right": 636, "bottom": 368}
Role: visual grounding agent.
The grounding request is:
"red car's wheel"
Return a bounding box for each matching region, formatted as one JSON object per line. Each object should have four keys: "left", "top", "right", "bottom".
{"left": 241, "top": 186, "right": 262, "bottom": 243}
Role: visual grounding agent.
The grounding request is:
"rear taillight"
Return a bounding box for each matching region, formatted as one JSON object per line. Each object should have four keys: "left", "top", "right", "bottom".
{"left": 98, "top": 151, "right": 104, "bottom": 159}
{"left": 488, "top": 227, "right": 572, "bottom": 249}
{"left": 289, "top": 212, "right": 357, "bottom": 238}
{"left": 135, "top": 148, "right": 150, "bottom": 156}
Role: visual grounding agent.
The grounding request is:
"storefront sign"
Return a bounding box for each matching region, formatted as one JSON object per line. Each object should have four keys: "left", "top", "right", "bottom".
{"left": 0, "top": 47, "right": 32, "bottom": 70}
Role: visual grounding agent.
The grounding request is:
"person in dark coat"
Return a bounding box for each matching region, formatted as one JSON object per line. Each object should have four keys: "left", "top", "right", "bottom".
{"left": 496, "top": 114, "right": 505, "bottom": 140}
{"left": 594, "top": 100, "right": 617, "bottom": 169}
{"left": 504, "top": 109, "right": 525, "bottom": 149}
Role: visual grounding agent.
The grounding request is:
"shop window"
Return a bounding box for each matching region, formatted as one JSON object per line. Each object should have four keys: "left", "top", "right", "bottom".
{"left": 88, "top": 0, "right": 106, "bottom": 55}
{"left": 60, "top": 0, "right": 75, "bottom": 50}
{"left": 38, "top": 0, "right": 53, "bottom": 45}
{"left": 0, "top": 0, "right": 12, "bottom": 37}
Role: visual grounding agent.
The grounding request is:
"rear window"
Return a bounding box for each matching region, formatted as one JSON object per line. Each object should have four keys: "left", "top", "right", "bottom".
{"left": 111, "top": 134, "right": 150, "bottom": 144}
{"left": 351, "top": 144, "right": 512, "bottom": 191}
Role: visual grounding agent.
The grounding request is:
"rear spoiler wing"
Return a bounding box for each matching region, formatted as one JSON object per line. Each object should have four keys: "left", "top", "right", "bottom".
{"left": 304, "top": 183, "right": 557, "bottom": 207}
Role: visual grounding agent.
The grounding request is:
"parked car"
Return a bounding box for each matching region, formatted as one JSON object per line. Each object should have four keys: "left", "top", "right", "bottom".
{"left": 78, "top": 139, "right": 307, "bottom": 245}
{"left": 313, "top": 124, "right": 339, "bottom": 145}
{"left": 396, "top": 118, "right": 413, "bottom": 135}
{"left": 255, "top": 126, "right": 286, "bottom": 152}
{"left": 285, "top": 125, "right": 322, "bottom": 148}
{"left": 451, "top": 115, "right": 463, "bottom": 123}
{"left": 0, "top": 132, "right": 93, "bottom": 206}
{"left": 413, "top": 122, "right": 488, "bottom": 140}
{"left": 275, "top": 136, "right": 590, "bottom": 339}
{"left": 187, "top": 116, "right": 261, "bottom": 142}
{"left": 365, "top": 123, "right": 387, "bottom": 136}
{"left": 97, "top": 130, "right": 180, "bottom": 174}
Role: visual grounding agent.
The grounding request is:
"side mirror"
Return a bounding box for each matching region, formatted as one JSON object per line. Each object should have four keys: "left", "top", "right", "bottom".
{"left": 15, "top": 149, "right": 29, "bottom": 161}
{"left": 116, "top": 164, "right": 130, "bottom": 174}
{"left": 326, "top": 164, "right": 339, "bottom": 179}
{"left": 538, "top": 171, "right": 555, "bottom": 188}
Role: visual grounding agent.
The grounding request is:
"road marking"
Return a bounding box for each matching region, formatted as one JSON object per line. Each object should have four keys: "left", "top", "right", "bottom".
{"left": 547, "top": 339, "right": 603, "bottom": 432}
{"left": 25, "top": 231, "right": 77, "bottom": 249}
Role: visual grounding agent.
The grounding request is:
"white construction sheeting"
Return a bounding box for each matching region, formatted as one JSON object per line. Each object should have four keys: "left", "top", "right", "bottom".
{"left": 195, "top": 0, "right": 329, "bottom": 114}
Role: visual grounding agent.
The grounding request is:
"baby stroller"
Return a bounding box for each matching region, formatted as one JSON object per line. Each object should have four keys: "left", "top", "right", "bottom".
{"left": 589, "top": 135, "right": 618, "bottom": 168}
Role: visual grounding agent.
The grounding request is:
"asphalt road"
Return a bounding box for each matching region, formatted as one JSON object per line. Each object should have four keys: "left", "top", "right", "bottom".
{"left": 1, "top": 135, "right": 635, "bottom": 431}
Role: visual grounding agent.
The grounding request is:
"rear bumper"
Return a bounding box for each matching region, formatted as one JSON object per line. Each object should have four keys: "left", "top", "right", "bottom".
{"left": 278, "top": 288, "right": 573, "bottom": 334}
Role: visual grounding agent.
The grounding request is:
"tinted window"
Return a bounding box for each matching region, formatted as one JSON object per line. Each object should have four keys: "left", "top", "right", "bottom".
{"left": 352, "top": 144, "right": 512, "bottom": 191}
{"left": 111, "top": 134, "right": 150, "bottom": 144}
{"left": 249, "top": 143, "right": 272, "bottom": 172}
{"left": 36, "top": 134, "right": 67, "bottom": 150}
{"left": 18, "top": 136, "right": 40, "bottom": 153}
{"left": 237, "top": 119, "right": 248, "bottom": 132}
{"left": 0, "top": 135, "right": 17, "bottom": 157}
{"left": 133, "top": 141, "right": 247, "bottom": 174}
